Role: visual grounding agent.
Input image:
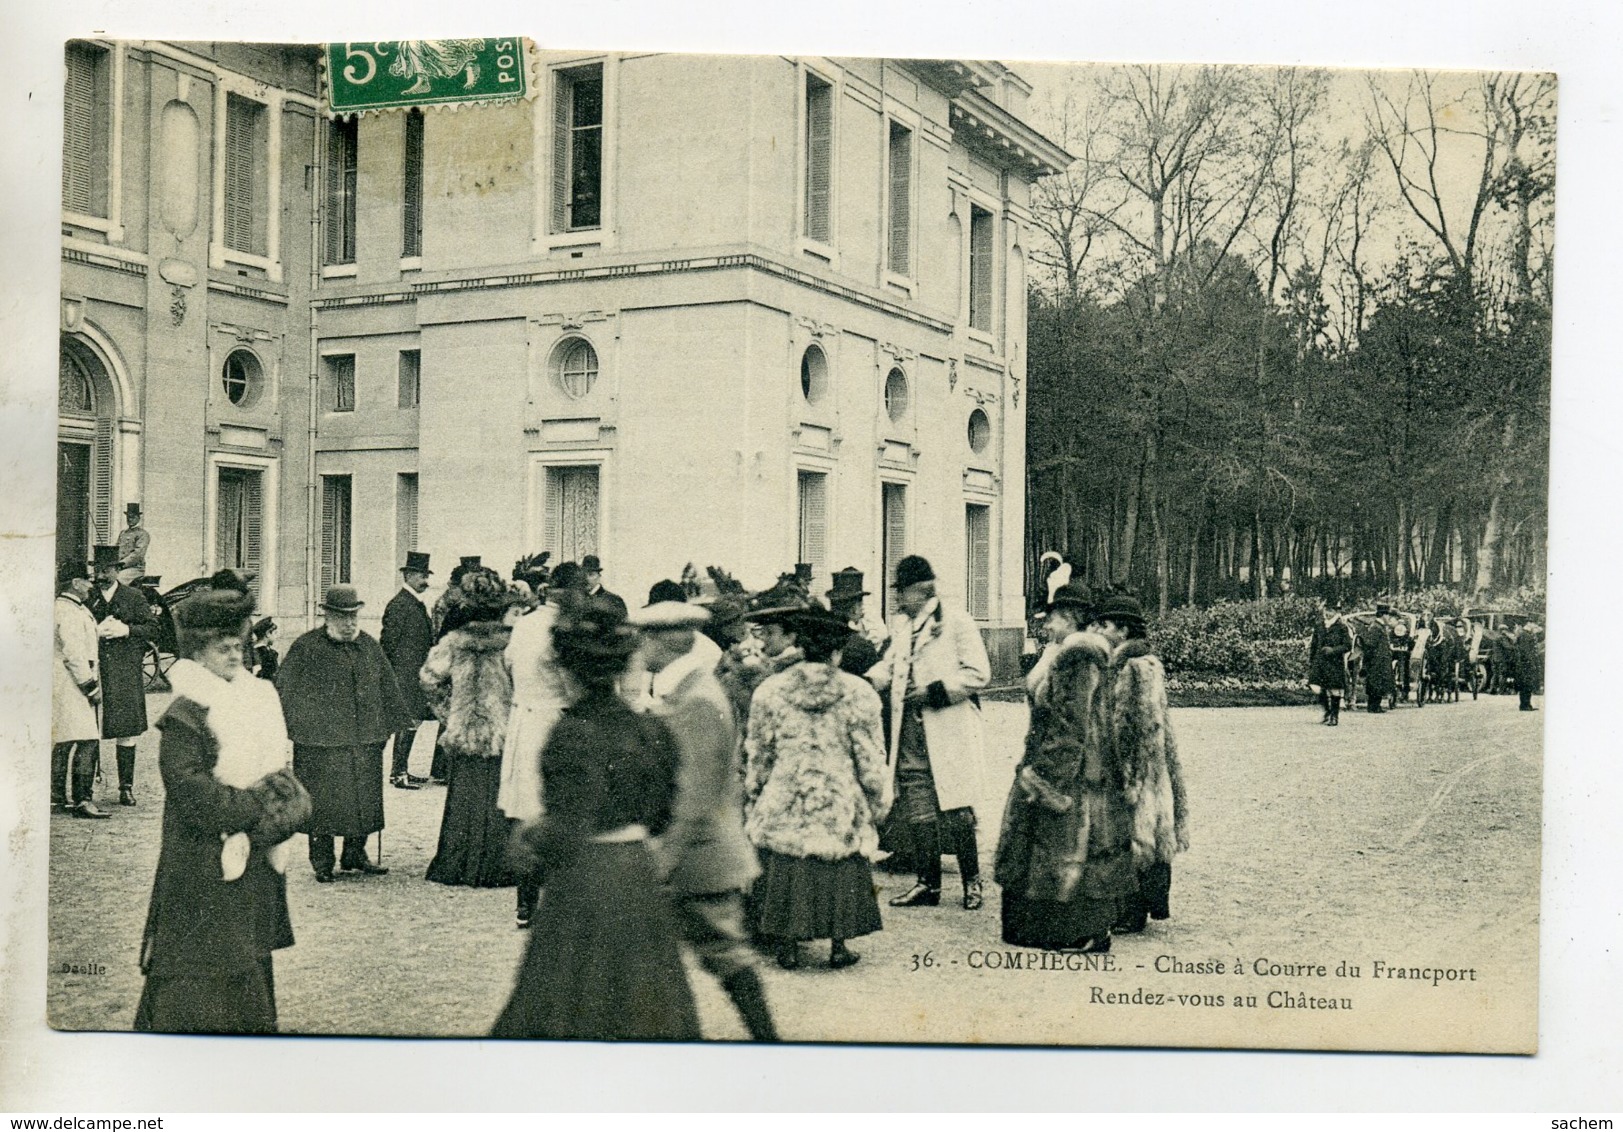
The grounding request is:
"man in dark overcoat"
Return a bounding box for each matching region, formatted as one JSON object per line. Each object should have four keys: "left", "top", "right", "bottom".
{"left": 1307, "top": 604, "right": 1353, "bottom": 725}
{"left": 634, "top": 601, "right": 778, "bottom": 1042}
{"left": 1514, "top": 623, "right": 1544, "bottom": 711}
{"left": 581, "top": 555, "right": 628, "bottom": 618}
{"left": 276, "top": 584, "right": 406, "bottom": 881}
{"left": 87, "top": 544, "right": 159, "bottom": 805}
{"left": 826, "top": 566, "right": 882, "bottom": 678}
{"left": 380, "top": 551, "right": 435, "bottom": 790}
{"left": 1358, "top": 608, "right": 1396, "bottom": 714}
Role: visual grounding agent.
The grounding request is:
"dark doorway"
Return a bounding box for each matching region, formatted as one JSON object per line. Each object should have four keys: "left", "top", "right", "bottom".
{"left": 57, "top": 442, "right": 91, "bottom": 573}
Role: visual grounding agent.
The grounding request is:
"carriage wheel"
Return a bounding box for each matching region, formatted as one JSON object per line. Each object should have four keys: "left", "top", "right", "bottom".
{"left": 142, "top": 643, "right": 172, "bottom": 693}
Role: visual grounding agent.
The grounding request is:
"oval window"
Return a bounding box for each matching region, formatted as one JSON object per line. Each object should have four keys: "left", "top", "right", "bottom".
{"left": 556, "top": 338, "right": 599, "bottom": 399}
{"left": 967, "top": 407, "right": 992, "bottom": 454}
{"left": 800, "top": 344, "right": 828, "bottom": 404}
{"left": 221, "top": 349, "right": 263, "bottom": 408}
{"left": 884, "top": 367, "right": 909, "bottom": 423}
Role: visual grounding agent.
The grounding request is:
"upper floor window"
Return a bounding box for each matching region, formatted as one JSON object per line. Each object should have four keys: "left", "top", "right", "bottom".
{"left": 800, "top": 344, "right": 828, "bottom": 405}
{"left": 62, "top": 42, "right": 111, "bottom": 218}
{"left": 968, "top": 204, "right": 996, "bottom": 334}
{"left": 221, "top": 349, "right": 265, "bottom": 409}
{"left": 887, "top": 121, "right": 913, "bottom": 276}
{"left": 324, "top": 117, "right": 358, "bottom": 266}
{"left": 552, "top": 65, "right": 603, "bottom": 232}
{"left": 402, "top": 109, "right": 424, "bottom": 258}
{"left": 224, "top": 94, "right": 269, "bottom": 256}
{"left": 398, "top": 349, "right": 421, "bottom": 408}
{"left": 556, "top": 339, "right": 599, "bottom": 399}
{"left": 325, "top": 354, "right": 356, "bottom": 413}
{"left": 804, "top": 73, "right": 833, "bottom": 244}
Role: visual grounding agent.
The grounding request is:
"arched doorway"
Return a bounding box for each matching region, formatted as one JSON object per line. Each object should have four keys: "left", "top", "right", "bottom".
{"left": 58, "top": 335, "right": 117, "bottom": 573}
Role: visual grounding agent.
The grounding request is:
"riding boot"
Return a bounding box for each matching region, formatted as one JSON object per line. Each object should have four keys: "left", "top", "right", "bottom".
{"left": 116, "top": 745, "right": 137, "bottom": 804}
{"left": 720, "top": 967, "right": 780, "bottom": 1042}
{"left": 51, "top": 743, "right": 72, "bottom": 807}
{"left": 889, "top": 820, "right": 942, "bottom": 905}
{"left": 952, "top": 816, "right": 982, "bottom": 908}
{"left": 1329, "top": 694, "right": 1341, "bottom": 726}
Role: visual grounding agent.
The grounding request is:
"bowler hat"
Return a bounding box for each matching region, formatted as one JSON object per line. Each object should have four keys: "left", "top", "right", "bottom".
{"left": 647, "top": 579, "right": 687, "bottom": 604}
{"left": 125, "top": 502, "right": 142, "bottom": 518}
{"left": 892, "top": 554, "right": 935, "bottom": 590}
{"left": 320, "top": 584, "right": 365, "bottom": 612}
{"left": 1048, "top": 582, "right": 1093, "bottom": 616}
{"left": 630, "top": 601, "right": 712, "bottom": 630}
{"left": 1091, "top": 592, "right": 1146, "bottom": 627}
{"left": 92, "top": 545, "right": 121, "bottom": 568}
{"left": 581, "top": 555, "right": 604, "bottom": 572}
{"left": 402, "top": 551, "right": 433, "bottom": 575}
{"left": 826, "top": 567, "right": 870, "bottom": 602}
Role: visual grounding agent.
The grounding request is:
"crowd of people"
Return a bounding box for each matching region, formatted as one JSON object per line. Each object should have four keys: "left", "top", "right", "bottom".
{"left": 51, "top": 535, "right": 1201, "bottom": 1040}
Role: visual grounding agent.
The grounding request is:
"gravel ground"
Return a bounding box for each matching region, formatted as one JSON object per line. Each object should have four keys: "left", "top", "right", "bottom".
{"left": 47, "top": 690, "right": 1541, "bottom": 1052}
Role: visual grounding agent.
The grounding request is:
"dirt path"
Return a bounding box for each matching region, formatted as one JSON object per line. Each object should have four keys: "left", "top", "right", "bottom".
{"left": 48, "top": 691, "right": 1541, "bottom": 1051}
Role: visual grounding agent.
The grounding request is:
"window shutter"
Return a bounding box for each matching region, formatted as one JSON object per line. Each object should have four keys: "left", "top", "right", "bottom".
{"left": 396, "top": 473, "right": 419, "bottom": 564}
{"left": 970, "top": 208, "right": 995, "bottom": 332}
{"left": 967, "top": 504, "right": 991, "bottom": 620}
{"left": 551, "top": 73, "right": 571, "bottom": 233}
{"left": 798, "top": 472, "right": 827, "bottom": 585}
{"left": 882, "top": 483, "right": 907, "bottom": 619}
{"left": 92, "top": 416, "right": 114, "bottom": 543}
{"left": 543, "top": 468, "right": 561, "bottom": 554}
{"left": 224, "top": 96, "right": 257, "bottom": 254}
{"left": 888, "top": 124, "right": 911, "bottom": 274}
{"left": 402, "top": 110, "right": 424, "bottom": 257}
{"left": 805, "top": 78, "right": 832, "bottom": 243}
{"left": 62, "top": 46, "right": 96, "bottom": 214}
{"left": 243, "top": 472, "right": 263, "bottom": 599}
{"left": 320, "top": 477, "right": 338, "bottom": 591}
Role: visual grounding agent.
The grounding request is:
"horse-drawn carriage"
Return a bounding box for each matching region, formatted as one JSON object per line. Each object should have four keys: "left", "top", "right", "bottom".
{"left": 138, "top": 576, "right": 219, "bottom": 692}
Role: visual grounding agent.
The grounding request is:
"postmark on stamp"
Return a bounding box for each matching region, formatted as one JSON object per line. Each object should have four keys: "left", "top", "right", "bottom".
{"left": 324, "top": 40, "right": 530, "bottom": 114}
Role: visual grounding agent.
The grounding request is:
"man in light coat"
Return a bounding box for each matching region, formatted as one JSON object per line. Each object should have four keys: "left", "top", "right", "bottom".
{"left": 633, "top": 601, "right": 778, "bottom": 1042}
{"left": 866, "top": 554, "right": 991, "bottom": 911}
{"left": 54, "top": 561, "right": 109, "bottom": 817}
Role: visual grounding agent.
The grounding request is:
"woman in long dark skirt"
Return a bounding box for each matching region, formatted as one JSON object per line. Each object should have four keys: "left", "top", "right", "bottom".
{"left": 423, "top": 568, "right": 516, "bottom": 888}
{"left": 743, "top": 607, "right": 890, "bottom": 970}
{"left": 135, "top": 590, "right": 311, "bottom": 1033}
{"left": 492, "top": 593, "right": 698, "bottom": 1041}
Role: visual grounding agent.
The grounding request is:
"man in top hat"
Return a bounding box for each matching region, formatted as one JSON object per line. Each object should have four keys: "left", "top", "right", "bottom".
{"left": 275, "top": 585, "right": 406, "bottom": 881}
{"left": 117, "top": 503, "right": 150, "bottom": 573}
{"left": 87, "top": 543, "right": 160, "bottom": 806}
{"left": 1359, "top": 605, "right": 1396, "bottom": 713}
{"left": 581, "top": 555, "right": 628, "bottom": 619}
{"left": 826, "top": 567, "right": 885, "bottom": 679}
{"left": 1514, "top": 621, "right": 1544, "bottom": 711}
{"left": 381, "top": 551, "right": 436, "bottom": 790}
{"left": 632, "top": 601, "right": 778, "bottom": 1042}
{"left": 865, "top": 554, "right": 991, "bottom": 911}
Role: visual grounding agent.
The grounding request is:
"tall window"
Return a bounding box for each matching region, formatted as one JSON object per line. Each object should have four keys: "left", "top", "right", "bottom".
{"left": 397, "top": 349, "right": 421, "bottom": 408}
{"left": 324, "top": 354, "right": 356, "bottom": 412}
{"left": 881, "top": 483, "right": 907, "bottom": 619}
{"left": 223, "top": 94, "right": 269, "bottom": 255}
{"left": 803, "top": 73, "right": 833, "bottom": 244}
{"left": 217, "top": 467, "right": 264, "bottom": 598}
{"left": 797, "top": 471, "right": 828, "bottom": 586}
{"left": 402, "top": 109, "right": 424, "bottom": 257}
{"left": 969, "top": 204, "right": 995, "bottom": 333}
{"left": 62, "top": 42, "right": 111, "bottom": 218}
{"left": 324, "top": 116, "right": 358, "bottom": 266}
{"left": 396, "top": 473, "right": 419, "bottom": 567}
{"left": 552, "top": 65, "right": 603, "bottom": 232}
{"left": 887, "top": 121, "right": 912, "bottom": 275}
{"left": 320, "top": 475, "right": 353, "bottom": 589}
{"left": 544, "top": 465, "right": 600, "bottom": 562}
{"left": 966, "top": 503, "right": 991, "bottom": 620}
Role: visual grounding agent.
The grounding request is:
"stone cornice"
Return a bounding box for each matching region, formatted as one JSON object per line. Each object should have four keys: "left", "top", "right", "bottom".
{"left": 62, "top": 246, "right": 146, "bottom": 277}
{"left": 951, "top": 90, "right": 1073, "bottom": 178}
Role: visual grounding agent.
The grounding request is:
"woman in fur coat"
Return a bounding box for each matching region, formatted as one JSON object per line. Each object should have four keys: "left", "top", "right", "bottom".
{"left": 1090, "top": 593, "right": 1189, "bottom": 936}
{"left": 135, "top": 590, "right": 311, "bottom": 1033}
{"left": 743, "top": 607, "right": 890, "bottom": 970}
{"left": 423, "top": 569, "right": 517, "bottom": 887}
{"left": 994, "top": 584, "right": 1134, "bottom": 952}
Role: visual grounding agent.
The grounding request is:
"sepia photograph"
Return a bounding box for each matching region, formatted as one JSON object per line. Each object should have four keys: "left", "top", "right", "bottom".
{"left": 37, "top": 35, "right": 1552, "bottom": 1054}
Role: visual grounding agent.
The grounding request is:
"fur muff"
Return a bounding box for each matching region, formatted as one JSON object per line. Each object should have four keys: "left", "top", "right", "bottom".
{"left": 743, "top": 662, "right": 889, "bottom": 862}
{"left": 246, "top": 767, "right": 313, "bottom": 845}
{"left": 1111, "top": 640, "right": 1189, "bottom": 868}
{"left": 420, "top": 620, "right": 514, "bottom": 759}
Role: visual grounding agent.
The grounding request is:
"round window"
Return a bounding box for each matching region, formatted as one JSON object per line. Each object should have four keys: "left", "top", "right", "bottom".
{"left": 967, "top": 407, "right": 992, "bottom": 454}
{"left": 884, "top": 367, "right": 909, "bottom": 423}
{"left": 557, "top": 338, "right": 599, "bottom": 399}
{"left": 221, "top": 349, "right": 263, "bottom": 408}
{"left": 800, "top": 344, "right": 828, "bottom": 404}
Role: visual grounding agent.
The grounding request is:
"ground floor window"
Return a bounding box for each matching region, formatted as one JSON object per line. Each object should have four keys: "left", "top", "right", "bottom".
{"left": 320, "top": 475, "right": 353, "bottom": 589}
{"left": 797, "top": 469, "right": 828, "bottom": 588}
{"left": 544, "top": 464, "right": 599, "bottom": 564}
{"left": 881, "top": 482, "right": 907, "bottom": 619}
{"left": 396, "top": 473, "right": 419, "bottom": 569}
{"left": 217, "top": 466, "right": 264, "bottom": 597}
{"left": 966, "top": 502, "right": 991, "bottom": 620}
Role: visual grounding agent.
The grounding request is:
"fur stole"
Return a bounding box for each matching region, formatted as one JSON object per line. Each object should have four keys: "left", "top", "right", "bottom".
{"left": 421, "top": 620, "right": 514, "bottom": 758}
{"left": 1110, "top": 640, "right": 1189, "bottom": 866}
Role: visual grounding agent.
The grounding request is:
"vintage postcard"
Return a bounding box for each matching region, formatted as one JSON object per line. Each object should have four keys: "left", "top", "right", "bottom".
{"left": 43, "top": 38, "right": 1548, "bottom": 1055}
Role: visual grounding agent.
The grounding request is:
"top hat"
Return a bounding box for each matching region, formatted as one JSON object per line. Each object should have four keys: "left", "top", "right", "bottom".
{"left": 826, "top": 567, "right": 870, "bottom": 602}
{"left": 402, "top": 551, "right": 433, "bottom": 575}
{"left": 459, "top": 556, "right": 482, "bottom": 569}
{"left": 1091, "top": 592, "right": 1146, "bottom": 627}
{"left": 630, "top": 601, "right": 712, "bottom": 630}
{"left": 1048, "top": 582, "right": 1093, "bottom": 616}
{"left": 1374, "top": 602, "right": 1392, "bottom": 616}
{"left": 320, "top": 584, "right": 365, "bottom": 612}
{"left": 581, "top": 555, "right": 604, "bottom": 572}
{"left": 56, "top": 560, "right": 90, "bottom": 589}
{"left": 793, "top": 562, "right": 813, "bottom": 584}
{"left": 125, "top": 502, "right": 142, "bottom": 518}
{"left": 92, "top": 544, "right": 121, "bottom": 569}
{"left": 892, "top": 554, "right": 935, "bottom": 591}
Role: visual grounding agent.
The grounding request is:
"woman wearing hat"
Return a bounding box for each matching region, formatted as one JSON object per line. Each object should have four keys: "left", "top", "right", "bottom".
{"left": 995, "top": 583, "right": 1134, "bottom": 952}
{"left": 422, "top": 570, "right": 518, "bottom": 889}
{"left": 742, "top": 606, "right": 890, "bottom": 970}
{"left": 493, "top": 593, "right": 697, "bottom": 1040}
{"left": 1089, "top": 593, "right": 1188, "bottom": 936}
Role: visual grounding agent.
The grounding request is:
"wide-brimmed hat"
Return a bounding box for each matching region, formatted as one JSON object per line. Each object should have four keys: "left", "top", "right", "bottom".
{"left": 630, "top": 601, "right": 711, "bottom": 630}
{"left": 175, "top": 588, "right": 254, "bottom": 634}
{"left": 320, "top": 584, "right": 364, "bottom": 612}
{"left": 780, "top": 605, "right": 852, "bottom": 646}
{"left": 1048, "top": 582, "right": 1093, "bottom": 617}
{"left": 892, "top": 554, "right": 935, "bottom": 591}
{"left": 826, "top": 566, "right": 870, "bottom": 602}
{"left": 402, "top": 550, "right": 433, "bottom": 575}
{"left": 553, "top": 593, "right": 640, "bottom": 660}
{"left": 745, "top": 578, "right": 813, "bottom": 623}
{"left": 92, "top": 545, "right": 120, "bottom": 569}
{"left": 1091, "top": 592, "right": 1146, "bottom": 627}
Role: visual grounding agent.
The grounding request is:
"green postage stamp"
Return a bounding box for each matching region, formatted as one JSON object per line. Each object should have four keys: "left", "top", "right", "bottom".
{"left": 325, "top": 40, "right": 529, "bottom": 113}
